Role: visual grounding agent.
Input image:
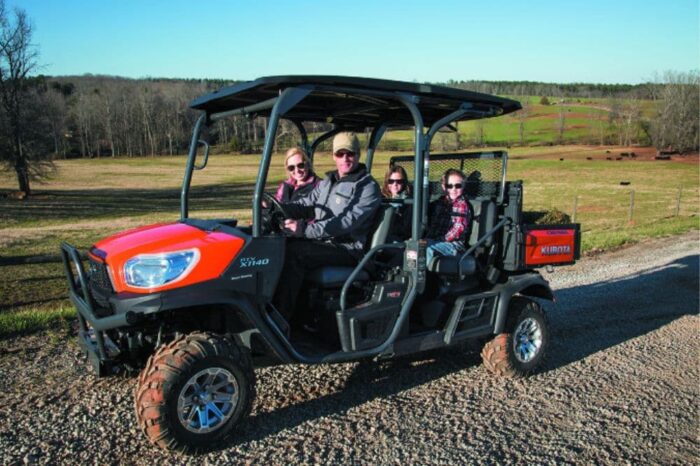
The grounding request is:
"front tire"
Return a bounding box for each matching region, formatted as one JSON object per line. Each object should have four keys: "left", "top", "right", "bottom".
{"left": 135, "top": 332, "right": 255, "bottom": 453}
{"left": 481, "top": 297, "right": 548, "bottom": 377}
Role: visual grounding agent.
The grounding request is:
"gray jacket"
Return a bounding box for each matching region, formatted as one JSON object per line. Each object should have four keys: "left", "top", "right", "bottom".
{"left": 289, "top": 163, "right": 381, "bottom": 254}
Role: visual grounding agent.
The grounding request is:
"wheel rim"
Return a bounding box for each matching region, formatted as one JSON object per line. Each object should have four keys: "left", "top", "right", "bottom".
{"left": 177, "top": 367, "right": 239, "bottom": 434}
{"left": 512, "top": 317, "right": 543, "bottom": 363}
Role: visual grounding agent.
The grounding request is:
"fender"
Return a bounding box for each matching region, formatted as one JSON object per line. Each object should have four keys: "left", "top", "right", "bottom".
{"left": 105, "top": 278, "right": 295, "bottom": 365}
{"left": 161, "top": 281, "right": 295, "bottom": 364}
{"left": 493, "top": 272, "right": 554, "bottom": 334}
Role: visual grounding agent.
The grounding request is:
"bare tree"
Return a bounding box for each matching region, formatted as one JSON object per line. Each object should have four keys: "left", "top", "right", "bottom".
{"left": 517, "top": 100, "right": 530, "bottom": 146}
{"left": 606, "top": 97, "right": 623, "bottom": 145}
{"left": 474, "top": 119, "right": 485, "bottom": 146}
{"left": 619, "top": 99, "right": 641, "bottom": 146}
{"left": 97, "top": 83, "right": 117, "bottom": 157}
{"left": 0, "top": 0, "right": 51, "bottom": 194}
{"left": 589, "top": 107, "right": 606, "bottom": 146}
{"left": 555, "top": 105, "right": 566, "bottom": 144}
{"left": 45, "top": 84, "right": 69, "bottom": 157}
{"left": 117, "top": 83, "right": 138, "bottom": 157}
{"left": 652, "top": 71, "right": 700, "bottom": 153}
{"left": 138, "top": 86, "right": 157, "bottom": 156}
{"left": 74, "top": 90, "right": 100, "bottom": 157}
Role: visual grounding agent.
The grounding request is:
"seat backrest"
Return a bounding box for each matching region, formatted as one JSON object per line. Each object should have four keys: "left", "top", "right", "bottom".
{"left": 468, "top": 199, "right": 496, "bottom": 248}
{"left": 370, "top": 204, "right": 397, "bottom": 249}
{"left": 428, "top": 180, "right": 442, "bottom": 201}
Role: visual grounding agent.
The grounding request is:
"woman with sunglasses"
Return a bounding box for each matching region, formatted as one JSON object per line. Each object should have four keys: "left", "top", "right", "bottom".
{"left": 425, "top": 168, "right": 472, "bottom": 266}
{"left": 381, "top": 165, "right": 412, "bottom": 199}
{"left": 382, "top": 166, "right": 413, "bottom": 242}
{"left": 275, "top": 147, "right": 320, "bottom": 203}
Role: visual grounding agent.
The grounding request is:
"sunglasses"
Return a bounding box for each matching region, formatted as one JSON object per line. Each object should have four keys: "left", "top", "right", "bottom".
{"left": 333, "top": 151, "right": 356, "bottom": 159}
{"left": 387, "top": 179, "right": 406, "bottom": 185}
{"left": 446, "top": 183, "right": 463, "bottom": 190}
{"left": 287, "top": 162, "right": 306, "bottom": 172}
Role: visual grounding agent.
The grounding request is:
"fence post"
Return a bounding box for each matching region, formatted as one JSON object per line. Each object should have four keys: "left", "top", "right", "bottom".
{"left": 572, "top": 195, "right": 578, "bottom": 223}
{"left": 628, "top": 190, "right": 635, "bottom": 223}
{"left": 675, "top": 187, "right": 682, "bottom": 216}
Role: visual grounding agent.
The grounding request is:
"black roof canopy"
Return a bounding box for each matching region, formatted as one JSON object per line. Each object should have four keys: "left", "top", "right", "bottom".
{"left": 190, "top": 75, "right": 521, "bottom": 129}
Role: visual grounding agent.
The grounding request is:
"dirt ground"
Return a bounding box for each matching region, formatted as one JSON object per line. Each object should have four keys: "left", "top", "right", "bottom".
{"left": 0, "top": 232, "right": 698, "bottom": 465}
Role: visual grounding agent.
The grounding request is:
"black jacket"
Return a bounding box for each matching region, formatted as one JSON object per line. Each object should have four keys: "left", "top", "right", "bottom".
{"left": 285, "top": 164, "right": 381, "bottom": 253}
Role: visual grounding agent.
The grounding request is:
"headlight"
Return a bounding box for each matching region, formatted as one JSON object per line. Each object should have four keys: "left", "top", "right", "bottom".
{"left": 124, "top": 249, "right": 200, "bottom": 288}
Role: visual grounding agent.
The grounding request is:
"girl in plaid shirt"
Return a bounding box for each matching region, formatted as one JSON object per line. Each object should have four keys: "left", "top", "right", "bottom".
{"left": 426, "top": 169, "right": 471, "bottom": 267}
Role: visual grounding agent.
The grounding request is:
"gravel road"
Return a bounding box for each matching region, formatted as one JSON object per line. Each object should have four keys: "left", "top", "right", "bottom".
{"left": 1, "top": 231, "right": 698, "bottom": 465}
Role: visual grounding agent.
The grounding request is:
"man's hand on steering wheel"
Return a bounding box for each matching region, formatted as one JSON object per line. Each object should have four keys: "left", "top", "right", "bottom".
{"left": 282, "top": 219, "right": 304, "bottom": 237}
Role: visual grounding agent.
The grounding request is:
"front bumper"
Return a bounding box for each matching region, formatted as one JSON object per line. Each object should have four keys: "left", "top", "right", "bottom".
{"left": 61, "top": 243, "right": 151, "bottom": 376}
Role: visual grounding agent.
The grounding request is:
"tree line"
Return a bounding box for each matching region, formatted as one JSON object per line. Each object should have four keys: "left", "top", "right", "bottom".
{"left": 0, "top": 0, "right": 697, "bottom": 195}
{"left": 445, "top": 79, "right": 654, "bottom": 99}
{"left": 35, "top": 72, "right": 700, "bottom": 158}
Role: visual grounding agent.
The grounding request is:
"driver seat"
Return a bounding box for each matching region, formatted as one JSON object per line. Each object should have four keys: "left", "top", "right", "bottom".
{"left": 305, "top": 204, "right": 395, "bottom": 288}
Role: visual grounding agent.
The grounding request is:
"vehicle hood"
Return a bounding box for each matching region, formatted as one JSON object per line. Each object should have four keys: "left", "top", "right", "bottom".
{"left": 90, "top": 222, "right": 245, "bottom": 293}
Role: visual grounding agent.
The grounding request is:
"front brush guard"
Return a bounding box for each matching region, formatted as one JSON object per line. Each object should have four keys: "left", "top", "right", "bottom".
{"left": 60, "top": 242, "right": 126, "bottom": 376}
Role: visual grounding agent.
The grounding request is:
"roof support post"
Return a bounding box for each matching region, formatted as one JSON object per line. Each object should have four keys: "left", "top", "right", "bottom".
{"left": 253, "top": 87, "right": 312, "bottom": 237}
{"left": 365, "top": 124, "right": 387, "bottom": 172}
{"left": 422, "top": 103, "right": 472, "bottom": 226}
{"left": 291, "top": 120, "right": 310, "bottom": 158}
{"left": 309, "top": 127, "right": 344, "bottom": 160}
{"left": 396, "top": 93, "right": 425, "bottom": 240}
{"left": 425, "top": 104, "right": 472, "bottom": 144}
{"left": 208, "top": 96, "right": 279, "bottom": 122}
{"left": 180, "top": 113, "right": 207, "bottom": 220}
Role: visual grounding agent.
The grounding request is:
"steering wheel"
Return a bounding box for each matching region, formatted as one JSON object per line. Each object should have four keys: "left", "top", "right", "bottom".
{"left": 261, "top": 192, "right": 291, "bottom": 234}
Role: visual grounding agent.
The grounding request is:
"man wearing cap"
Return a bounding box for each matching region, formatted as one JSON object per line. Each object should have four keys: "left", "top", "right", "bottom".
{"left": 273, "top": 132, "right": 381, "bottom": 323}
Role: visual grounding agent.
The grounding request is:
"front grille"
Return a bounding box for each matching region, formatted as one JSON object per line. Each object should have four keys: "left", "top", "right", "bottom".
{"left": 88, "top": 258, "right": 113, "bottom": 291}
{"left": 88, "top": 258, "right": 114, "bottom": 309}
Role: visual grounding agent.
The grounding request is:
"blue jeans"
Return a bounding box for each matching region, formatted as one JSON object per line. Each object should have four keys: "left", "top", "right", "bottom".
{"left": 426, "top": 240, "right": 466, "bottom": 267}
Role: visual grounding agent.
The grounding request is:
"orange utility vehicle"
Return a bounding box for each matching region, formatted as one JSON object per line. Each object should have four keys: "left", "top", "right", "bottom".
{"left": 61, "top": 76, "right": 580, "bottom": 452}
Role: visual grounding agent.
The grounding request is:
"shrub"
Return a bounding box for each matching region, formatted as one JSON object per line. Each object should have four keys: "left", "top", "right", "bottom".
{"left": 522, "top": 209, "right": 572, "bottom": 224}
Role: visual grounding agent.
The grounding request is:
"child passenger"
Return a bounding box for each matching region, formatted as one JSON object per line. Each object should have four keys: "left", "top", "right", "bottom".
{"left": 425, "top": 169, "right": 471, "bottom": 266}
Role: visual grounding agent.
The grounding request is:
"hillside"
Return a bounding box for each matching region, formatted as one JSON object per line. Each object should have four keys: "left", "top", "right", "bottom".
{"left": 40, "top": 75, "right": 659, "bottom": 159}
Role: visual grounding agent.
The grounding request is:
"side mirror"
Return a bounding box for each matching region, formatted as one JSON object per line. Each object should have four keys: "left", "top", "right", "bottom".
{"left": 193, "top": 139, "right": 210, "bottom": 170}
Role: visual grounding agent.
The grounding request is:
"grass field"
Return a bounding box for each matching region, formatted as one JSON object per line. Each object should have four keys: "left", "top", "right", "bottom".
{"left": 0, "top": 144, "right": 697, "bottom": 335}
{"left": 375, "top": 98, "right": 654, "bottom": 150}
{"left": 299, "top": 98, "right": 655, "bottom": 154}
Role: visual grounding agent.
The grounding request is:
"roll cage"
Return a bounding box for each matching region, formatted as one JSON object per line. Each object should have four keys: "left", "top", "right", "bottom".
{"left": 181, "top": 75, "right": 521, "bottom": 240}
{"left": 176, "top": 76, "right": 524, "bottom": 363}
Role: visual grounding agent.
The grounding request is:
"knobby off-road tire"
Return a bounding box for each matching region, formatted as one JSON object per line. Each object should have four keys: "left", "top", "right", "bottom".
{"left": 135, "top": 332, "right": 255, "bottom": 453}
{"left": 481, "top": 297, "right": 549, "bottom": 377}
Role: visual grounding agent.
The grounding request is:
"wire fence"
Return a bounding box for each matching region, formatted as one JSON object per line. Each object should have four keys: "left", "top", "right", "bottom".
{"left": 531, "top": 186, "right": 699, "bottom": 232}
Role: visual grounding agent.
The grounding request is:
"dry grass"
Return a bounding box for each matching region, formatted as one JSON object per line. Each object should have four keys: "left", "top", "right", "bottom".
{"left": 0, "top": 145, "right": 697, "bottom": 317}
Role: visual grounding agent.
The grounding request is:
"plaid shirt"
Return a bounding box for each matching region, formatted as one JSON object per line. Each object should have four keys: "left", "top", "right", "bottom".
{"left": 426, "top": 195, "right": 471, "bottom": 243}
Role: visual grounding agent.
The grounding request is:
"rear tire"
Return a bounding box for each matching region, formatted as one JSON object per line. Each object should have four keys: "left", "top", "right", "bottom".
{"left": 481, "top": 297, "right": 548, "bottom": 377}
{"left": 135, "top": 332, "right": 255, "bottom": 453}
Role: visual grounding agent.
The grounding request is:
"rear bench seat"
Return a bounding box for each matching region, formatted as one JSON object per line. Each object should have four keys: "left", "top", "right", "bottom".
{"left": 427, "top": 197, "right": 496, "bottom": 276}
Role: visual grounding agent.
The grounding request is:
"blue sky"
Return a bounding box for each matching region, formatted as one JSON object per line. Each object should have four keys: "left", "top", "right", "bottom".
{"left": 11, "top": 0, "right": 699, "bottom": 84}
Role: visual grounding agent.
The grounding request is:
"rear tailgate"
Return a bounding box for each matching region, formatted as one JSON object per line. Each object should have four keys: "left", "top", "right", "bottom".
{"left": 523, "top": 224, "right": 581, "bottom": 267}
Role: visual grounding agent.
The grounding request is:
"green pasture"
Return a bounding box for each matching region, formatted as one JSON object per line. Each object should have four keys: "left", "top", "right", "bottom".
{"left": 311, "top": 97, "right": 657, "bottom": 153}
{"left": 0, "top": 145, "right": 697, "bottom": 335}
{"left": 376, "top": 99, "right": 649, "bottom": 149}
{"left": 507, "top": 158, "right": 699, "bottom": 250}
